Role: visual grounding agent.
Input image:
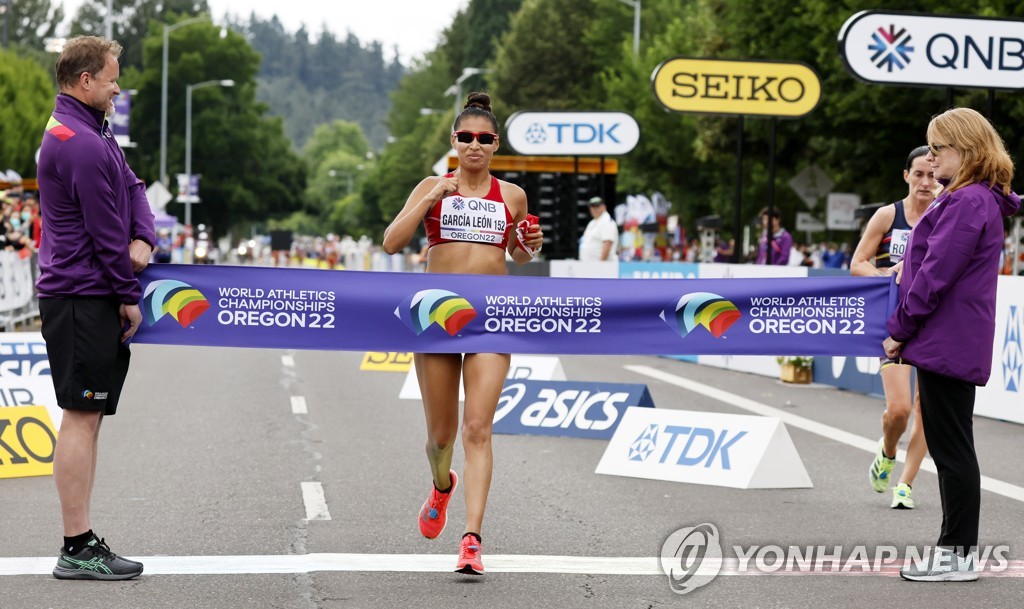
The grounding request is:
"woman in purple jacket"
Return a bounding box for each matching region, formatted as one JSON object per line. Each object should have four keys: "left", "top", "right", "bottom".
{"left": 884, "top": 108, "right": 1020, "bottom": 582}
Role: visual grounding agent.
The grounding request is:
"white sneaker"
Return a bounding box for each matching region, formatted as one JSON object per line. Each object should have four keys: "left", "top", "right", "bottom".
{"left": 900, "top": 547, "right": 979, "bottom": 582}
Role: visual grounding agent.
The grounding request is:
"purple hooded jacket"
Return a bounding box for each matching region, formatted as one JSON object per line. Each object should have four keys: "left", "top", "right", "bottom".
{"left": 36, "top": 94, "right": 156, "bottom": 304}
{"left": 886, "top": 180, "right": 1020, "bottom": 385}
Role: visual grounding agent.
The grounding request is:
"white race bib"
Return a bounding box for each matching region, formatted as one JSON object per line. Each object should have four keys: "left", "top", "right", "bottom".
{"left": 438, "top": 196, "right": 508, "bottom": 245}
{"left": 890, "top": 228, "right": 910, "bottom": 262}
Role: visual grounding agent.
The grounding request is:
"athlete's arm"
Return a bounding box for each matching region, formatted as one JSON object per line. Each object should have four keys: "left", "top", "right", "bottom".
{"left": 850, "top": 205, "right": 896, "bottom": 277}
{"left": 505, "top": 182, "right": 541, "bottom": 265}
{"left": 382, "top": 171, "right": 459, "bottom": 254}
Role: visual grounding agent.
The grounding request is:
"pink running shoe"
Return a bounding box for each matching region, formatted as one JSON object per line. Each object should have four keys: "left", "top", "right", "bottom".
{"left": 418, "top": 470, "right": 457, "bottom": 539}
{"left": 455, "top": 534, "right": 484, "bottom": 575}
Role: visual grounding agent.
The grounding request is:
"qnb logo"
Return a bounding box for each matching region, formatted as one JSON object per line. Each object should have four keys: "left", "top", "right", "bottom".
{"left": 143, "top": 279, "right": 211, "bottom": 327}
{"left": 869, "top": 24, "right": 914, "bottom": 72}
{"left": 661, "top": 292, "right": 741, "bottom": 339}
{"left": 524, "top": 123, "right": 547, "bottom": 144}
{"left": 450, "top": 197, "right": 466, "bottom": 211}
{"left": 628, "top": 424, "right": 747, "bottom": 469}
{"left": 1002, "top": 305, "right": 1022, "bottom": 392}
{"left": 660, "top": 523, "right": 723, "bottom": 595}
{"left": 395, "top": 289, "right": 476, "bottom": 336}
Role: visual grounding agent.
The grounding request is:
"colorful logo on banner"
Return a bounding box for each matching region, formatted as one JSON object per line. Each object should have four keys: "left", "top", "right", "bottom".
{"left": 869, "top": 24, "right": 914, "bottom": 71}
{"left": 143, "top": 280, "right": 211, "bottom": 328}
{"left": 395, "top": 289, "right": 476, "bottom": 336}
{"left": 662, "top": 292, "right": 741, "bottom": 339}
{"left": 1003, "top": 305, "right": 1022, "bottom": 392}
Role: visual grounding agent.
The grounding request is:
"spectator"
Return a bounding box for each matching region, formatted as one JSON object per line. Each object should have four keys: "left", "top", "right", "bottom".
{"left": 579, "top": 196, "right": 618, "bottom": 261}
{"left": 756, "top": 208, "right": 792, "bottom": 264}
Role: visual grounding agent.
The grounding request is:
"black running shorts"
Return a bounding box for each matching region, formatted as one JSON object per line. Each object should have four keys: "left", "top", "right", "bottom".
{"left": 38, "top": 297, "right": 131, "bottom": 416}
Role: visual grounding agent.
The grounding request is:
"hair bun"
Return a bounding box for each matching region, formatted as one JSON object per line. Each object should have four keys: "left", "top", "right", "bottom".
{"left": 464, "top": 91, "right": 492, "bottom": 113}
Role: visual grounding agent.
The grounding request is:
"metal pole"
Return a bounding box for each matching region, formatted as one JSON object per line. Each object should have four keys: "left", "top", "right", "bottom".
{"left": 185, "top": 83, "right": 193, "bottom": 230}
{"left": 105, "top": 0, "right": 113, "bottom": 39}
{"left": 766, "top": 118, "right": 777, "bottom": 265}
{"left": 160, "top": 26, "right": 170, "bottom": 187}
{"left": 632, "top": 1, "right": 640, "bottom": 56}
{"left": 733, "top": 115, "right": 744, "bottom": 263}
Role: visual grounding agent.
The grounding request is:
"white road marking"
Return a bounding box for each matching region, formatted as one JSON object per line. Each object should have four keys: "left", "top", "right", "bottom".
{"left": 301, "top": 482, "right": 331, "bottom": 521}
{"left": 291, "top": 395, "right": 308, "bottom": 414}
{"left": 626, "top": 365, "right": 1024, "bottom": 503}
{"left": 281, "top": 355, "right": 295, "bottom": 367}
{"left": 2, "top": 555, "right": 1022, "bottom": 576}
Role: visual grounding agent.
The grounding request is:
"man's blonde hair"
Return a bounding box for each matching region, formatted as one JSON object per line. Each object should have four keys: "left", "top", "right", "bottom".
{"left": 55, "top": 36, "right": 123, "bottom": 90}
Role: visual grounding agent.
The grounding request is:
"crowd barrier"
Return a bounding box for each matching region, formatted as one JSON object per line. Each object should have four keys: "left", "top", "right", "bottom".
{"left": 0, "top": 252, "right": 39, "bottom": 332}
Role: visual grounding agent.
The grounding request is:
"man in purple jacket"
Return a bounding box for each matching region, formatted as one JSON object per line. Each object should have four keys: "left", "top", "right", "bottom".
{"left": 36, "top": 36, "right": 155, "bottom": 581}
{"left": 884, "top": 108, "right": 1020, "bottom": 582}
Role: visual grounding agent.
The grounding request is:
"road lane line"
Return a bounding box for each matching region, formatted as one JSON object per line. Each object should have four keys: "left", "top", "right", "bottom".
{"left": 626, "top": 365, "right": 1024, "bottom": 503}
{"left": 301, "top": 482, "right": 331, "bottom": 521}
{"left": 291, "top": 395, "right": 308, "bottom": 414}
{"left": 282, "top": 354, "right": 295, "bottom": 367}
{"left": 2, "top": 555, "right": 1022, "bottom": 576}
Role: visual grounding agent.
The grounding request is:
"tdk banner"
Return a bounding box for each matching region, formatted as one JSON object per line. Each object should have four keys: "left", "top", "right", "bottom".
{"left": 493, "top": 380, "right": 655, "bottom": 440}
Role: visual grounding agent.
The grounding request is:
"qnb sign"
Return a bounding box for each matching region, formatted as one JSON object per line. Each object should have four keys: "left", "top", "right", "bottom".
{"left": 651, "top": 57, "right": 821, "bottom": 118}
{"left": 839, "top": 11, "right": 1024, "bottom": 89}
{"left": 504, "top": 111, "right": 640, "bottom": 155}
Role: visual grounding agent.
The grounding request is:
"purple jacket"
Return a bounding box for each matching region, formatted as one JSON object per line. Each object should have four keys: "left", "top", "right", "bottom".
{"left": 36, "top": 94, "right": 155, "bottom": 304}
{"left": 756, "top": 228, "right": 792, "bottom": 265}
{"left": 886, "top": 181, "right": 1020, "bottom": 385}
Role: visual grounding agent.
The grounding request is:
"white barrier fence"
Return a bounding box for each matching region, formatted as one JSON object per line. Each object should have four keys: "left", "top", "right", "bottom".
{"left": 0, "top": 252, "right": 38, "bottom": 332}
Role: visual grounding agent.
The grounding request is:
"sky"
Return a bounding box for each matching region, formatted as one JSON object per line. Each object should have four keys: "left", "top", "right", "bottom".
{"left": 60, "top": 0, "right": 469, "bottom": 65}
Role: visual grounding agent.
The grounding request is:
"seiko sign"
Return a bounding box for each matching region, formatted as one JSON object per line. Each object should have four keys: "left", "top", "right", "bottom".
{"left": 651, "top": 57, "right": 821, "bottom": 118}
{"left": 839, "top": 11, "right": 1024, "bottom": 89}
{"left": 504, "top": 111, "right": 640, "bottom": 155}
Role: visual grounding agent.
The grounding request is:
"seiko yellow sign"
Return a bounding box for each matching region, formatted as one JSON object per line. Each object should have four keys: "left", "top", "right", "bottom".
{"left": 360, "top": 352, "right": 414, "bottom": 372}
{"left": 0, "top": 406, "right": 57, "bottom": 479}
{"left": 652, "top": 57, "right": 821, "bottom": 117}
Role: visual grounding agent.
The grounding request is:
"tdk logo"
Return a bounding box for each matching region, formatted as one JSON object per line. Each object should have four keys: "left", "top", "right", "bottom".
{"left": 492, "top": 380, "right": 654, "bottom": 440}
{"left": 629, "top": 423, "right": 747, "bottom": 470}
{"left": 506, "top": 112, "right": 640, "bottom": 156}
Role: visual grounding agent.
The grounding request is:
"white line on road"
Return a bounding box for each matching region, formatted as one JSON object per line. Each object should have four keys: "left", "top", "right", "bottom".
{"left": 281, "top": 354, "right": 295, "bottom": 367}
{"left": 301, "top": 482, "right": 331, "bottom": 521}
{"left": 626, "top": 365, "right": 1024, "bottom": 503}
{"left": 2, "top": 555, "right": 1022, "bottom": 576}
{"left": 291, "top": 395, "right": 308, "bottom": 414}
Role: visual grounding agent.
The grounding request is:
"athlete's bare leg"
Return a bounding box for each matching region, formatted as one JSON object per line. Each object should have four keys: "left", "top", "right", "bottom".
{"left": 416, "top": 353, "right": 462, "bottom": 490}
{"left": 460, "top": 352, "right": 511, "bottom": 535}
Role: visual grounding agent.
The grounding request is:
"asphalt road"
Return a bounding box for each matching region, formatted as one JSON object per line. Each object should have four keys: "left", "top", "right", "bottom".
{"left": 2, "top": 344, "right": 1022, "bottom": 608}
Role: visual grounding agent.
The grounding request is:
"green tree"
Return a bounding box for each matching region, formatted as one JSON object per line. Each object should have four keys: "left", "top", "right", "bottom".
{"left": 0, "top": 47, "right": 54, "bottom": 176}
{"left": 124, "top": 19, "right": 305, "bottom": 233}
{"left": 1, "top": 0, "right": 63, "bottom": 49}
{"left": 68, "top": 0, "right": 209, "bottom": 71}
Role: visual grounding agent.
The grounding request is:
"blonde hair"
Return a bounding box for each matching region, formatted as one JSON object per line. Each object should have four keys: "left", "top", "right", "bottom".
{"left": 927, "top": 107, "right": 1014, "bottom": 195}
{"left": 55, "top": 36, "right": 123, "bottom": 90}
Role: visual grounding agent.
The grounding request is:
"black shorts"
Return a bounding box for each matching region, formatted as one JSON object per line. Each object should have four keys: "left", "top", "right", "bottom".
{"left": 38, "top": 297, "right": 131, "bottom": 416}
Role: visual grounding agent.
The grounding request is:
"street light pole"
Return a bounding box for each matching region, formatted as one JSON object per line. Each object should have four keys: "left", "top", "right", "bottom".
{"left": 160, "top": 16, "right": 208, "bottom": 188}
{"left": 184, "top": 79, "right": 234, "bottom": 230}
{"left": 617, "top": 0, "right": 641, "bottom": 56}
{"left": 444, "top": 67, "right": 491, "bottom": 124}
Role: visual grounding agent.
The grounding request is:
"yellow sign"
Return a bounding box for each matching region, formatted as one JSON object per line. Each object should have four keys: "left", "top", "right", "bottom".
{"left": 0, "top": 405, "right": 58, "bottom": 479}
{"left": 652, "top": 57, "right": 821, "bottom": 118}
{"left": 360, "top": 352, "right": 414, "bottom": 372}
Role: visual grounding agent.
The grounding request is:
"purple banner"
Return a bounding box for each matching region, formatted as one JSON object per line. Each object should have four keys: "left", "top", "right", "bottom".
{"left": 132, "top": 265, "right": 895, "bottom": 356}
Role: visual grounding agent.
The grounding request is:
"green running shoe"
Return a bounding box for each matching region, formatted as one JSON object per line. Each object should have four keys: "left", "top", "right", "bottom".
{"left": 52, "top": 536, "right": 143, "bottom": 581}
{"left": 891, "top": 482, "right": 915, "bottom": 509}
{"left": 869, "top": 437, "right": 896, "bottom": 493}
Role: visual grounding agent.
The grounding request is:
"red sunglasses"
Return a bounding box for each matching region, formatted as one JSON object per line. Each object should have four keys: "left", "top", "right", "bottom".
{"left": 454, "top": 130, "right": 498, "bottom": 145}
